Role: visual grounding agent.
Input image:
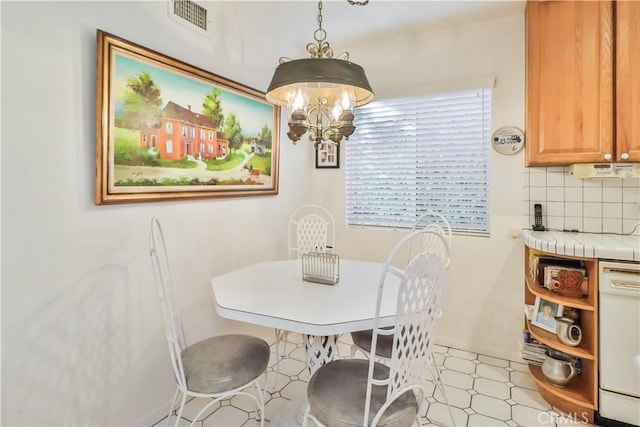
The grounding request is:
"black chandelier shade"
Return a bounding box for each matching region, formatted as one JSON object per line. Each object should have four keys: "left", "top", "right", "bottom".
{"left": 266, "top": 58, "right": 374, "bottom": 107}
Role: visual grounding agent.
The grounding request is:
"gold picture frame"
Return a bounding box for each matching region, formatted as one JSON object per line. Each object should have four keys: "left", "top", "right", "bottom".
{"left": 95, "top": 30, "right": 280, "bottom": 204}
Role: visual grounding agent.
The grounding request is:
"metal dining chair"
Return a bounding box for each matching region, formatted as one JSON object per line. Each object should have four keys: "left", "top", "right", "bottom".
{"left": 350, "top": 213, "right": 454, "bottom": 424}
{"left": 149, "top": 217, "right": 270, "bottom": 427}
{"left": 288, "top": 204, "right": 336, "bottom": 259}
{"left": 304, "top": 229, "right": 454, "bottom": 426}
{"left": 352, "top": 211, "right": 452, "bottom": 346}
{"left": 352, "top": 211, "right": 452, "bottom": 350}
{"left": 272, "top": 205, "right": 337, "bottom": 388}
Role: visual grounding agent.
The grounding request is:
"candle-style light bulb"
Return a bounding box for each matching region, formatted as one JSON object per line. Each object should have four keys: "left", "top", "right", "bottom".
{"left": 289, "top": 87, "right": 306, "bottom": 113}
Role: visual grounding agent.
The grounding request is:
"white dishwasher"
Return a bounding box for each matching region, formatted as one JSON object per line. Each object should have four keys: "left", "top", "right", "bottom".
{"left": 598, "top": 260, "right": 640, "bottom": 426}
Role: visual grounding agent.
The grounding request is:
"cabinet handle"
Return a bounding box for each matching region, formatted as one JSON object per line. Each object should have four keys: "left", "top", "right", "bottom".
{"left": 604, "top": 153, "right": 612, "bottom": 161}
{"left": 620, "top": 153, "right": 630, "bottom": 160}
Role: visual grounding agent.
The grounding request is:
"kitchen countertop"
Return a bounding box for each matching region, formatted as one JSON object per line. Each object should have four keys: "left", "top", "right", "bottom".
{"left": 521, "top": 229, "right": 640, "bottom": 262}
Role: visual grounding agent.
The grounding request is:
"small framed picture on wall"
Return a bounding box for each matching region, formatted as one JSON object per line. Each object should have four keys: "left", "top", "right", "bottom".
{"left": 315, "top": 142, "right": 339, "bottom": 169}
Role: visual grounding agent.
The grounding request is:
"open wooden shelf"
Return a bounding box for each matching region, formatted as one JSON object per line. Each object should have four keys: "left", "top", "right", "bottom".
{"left": 525, "top": 276, "right": 594, "bottom": 311}
{"left": 527, "top": 321, "right": 594, "bottom": 360}
{"left": 523, "top": 245, "right": 598, "bottom": 418}
{"left": 529, "top": 365, "right": 596, "bottom": 409}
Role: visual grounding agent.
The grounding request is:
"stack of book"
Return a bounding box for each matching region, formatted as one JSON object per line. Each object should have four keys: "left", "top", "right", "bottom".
{"left": 520, "top": 338, "right": 548, "bottom": 366}
{"left": 528, "top": 253, "right": 588, "bottom": 297}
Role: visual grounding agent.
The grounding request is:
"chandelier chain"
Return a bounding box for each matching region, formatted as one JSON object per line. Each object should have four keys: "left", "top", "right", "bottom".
{"left": 314, "top": 0, "right": 326, "bottom": 43}
{"left": 309, "top": 0, "right": 333, "bottom": 58}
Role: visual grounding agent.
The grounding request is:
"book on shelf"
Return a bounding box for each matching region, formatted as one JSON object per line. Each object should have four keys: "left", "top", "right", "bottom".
{"left": 519, "top": 337, "right": 547, "bottom": 366}
{"left": 529, "top": 254, "right": 589, "bottom": 298}
{"left": 530, "top": 255, "right": 584, "bottom": 286}
{"left": 519, "top": 337, "right": 584, "bottom": 374}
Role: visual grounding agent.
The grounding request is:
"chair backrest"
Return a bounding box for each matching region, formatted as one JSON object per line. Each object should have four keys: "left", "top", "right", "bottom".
{"left": 288, "top": 205, "right": 335, "bottom": 259}
{"left": 411, "top": 211, "right": 452, "bottom": 245}
{"left": 149, "top": 217, "right": 188, "bottom": 391}
{"left": 365, "top": 229, "right": 450, "bottom": 426}
{"left": 408, "top": 211, "right": 452, "bottom": 267}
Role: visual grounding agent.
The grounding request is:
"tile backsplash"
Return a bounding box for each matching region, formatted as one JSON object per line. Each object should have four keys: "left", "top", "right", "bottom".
{"left": 523, "top": 167, "right": 640, "bottom": 235}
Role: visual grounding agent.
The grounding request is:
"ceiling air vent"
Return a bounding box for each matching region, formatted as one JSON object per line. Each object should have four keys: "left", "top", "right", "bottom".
{"left": 168, "top": 0, "right": 209, "bottom": 35}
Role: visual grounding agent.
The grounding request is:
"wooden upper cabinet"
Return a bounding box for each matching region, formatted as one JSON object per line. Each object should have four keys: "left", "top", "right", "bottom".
{"left": 526, "top": 1, "right": 614, "bottom": 166}
{"left": 616, "top": 2, "right": 640, "bottom": 162}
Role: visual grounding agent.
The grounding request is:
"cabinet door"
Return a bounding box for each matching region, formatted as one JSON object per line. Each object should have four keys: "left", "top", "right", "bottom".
{"left": 616, "top": 2, "right": 640, "bottom": 162}
{"left": 526, "top": 1, "right": 614, "bottom": 166}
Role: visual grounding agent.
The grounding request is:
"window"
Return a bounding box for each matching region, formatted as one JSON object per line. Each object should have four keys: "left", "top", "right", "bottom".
{"left": 200, "top": 143, "right": 205, "bottom": 152}
{"left": 182, "top": 126, "right": 187, "bottom": 137}
{"left": 166, "top": 140, "right": 173, "bottom": 154}
{"left": 345, "top": 87, "right": 492, "bottom": 235}
{"left": 166, "top": 122, "right": 173, "bottom": 135}
{"left": 209, "top": 130, "right": 214, "bottom": 140}
{"left": 200, "top": 129, "right": 205, "bottom": 139}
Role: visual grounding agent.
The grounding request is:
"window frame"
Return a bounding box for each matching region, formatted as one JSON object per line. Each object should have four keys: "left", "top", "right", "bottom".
{"left": 345, "top": 85, "right": 493, "bottom": 235}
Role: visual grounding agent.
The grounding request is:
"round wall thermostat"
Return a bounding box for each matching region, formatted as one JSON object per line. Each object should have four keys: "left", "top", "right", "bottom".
{"left": 491, "top": 126, "right": 524, "bottom": 155}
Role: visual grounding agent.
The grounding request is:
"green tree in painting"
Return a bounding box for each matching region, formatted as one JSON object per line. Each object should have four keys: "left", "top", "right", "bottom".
{"left": 202, "top": 88, "right": 224, "bottom": 129}
{"left": 122, "top": 71, "right": 163, "bottom": 129}
{"left": 258, "top": 125, "right": 272, "bottom": 150}
{"left": 223, "top": 112, "right": 243, "bottom": 154}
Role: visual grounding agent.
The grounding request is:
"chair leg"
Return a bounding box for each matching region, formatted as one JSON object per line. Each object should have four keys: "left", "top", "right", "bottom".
{"left": 259, "top": 369, "right": 268, "bottom": 416}
{"left": 429, "top": 353, "right": 455, "bottom": 427}
{"left": 273, "top": 328, "right": 289, "bottom": 391}
{"left": 254, "top": 378, "right": 266, "bottom": 427}
{"left": 174, "top": 392, "right": 188, "bottom": 427}
{"left": 281, "top": 330, "right": 291, "bottom": 361}
{"left": 189, "top": 396, "right": 224, "bottom": 427}
{"left": 302, "top": 404, "right": 312, "bottom": 427}
{"left": 165, "top": 387, "right": 181, "bottom": 427}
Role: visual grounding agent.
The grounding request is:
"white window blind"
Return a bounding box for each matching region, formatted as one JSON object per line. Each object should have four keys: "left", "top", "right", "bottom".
{"left": 345, "top": 88, "right": 492, "bottom": 234}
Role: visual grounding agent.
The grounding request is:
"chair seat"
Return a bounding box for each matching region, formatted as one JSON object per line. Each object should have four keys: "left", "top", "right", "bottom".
{"left": 182, "top": 334, "right": 270, "bottom": 394}
{"left": 307, "top": 359, "right": 417, "bottom": 427}
{"left": 351, "top": 329, "right": 394, "bottom": 359}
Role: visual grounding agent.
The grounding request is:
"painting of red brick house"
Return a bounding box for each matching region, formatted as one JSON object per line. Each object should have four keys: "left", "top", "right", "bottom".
{"left": 95, "top": 31, "right": 280, "bottom": 204}
{"left": 139, "top": 101, "right": 229, "bottom": 161}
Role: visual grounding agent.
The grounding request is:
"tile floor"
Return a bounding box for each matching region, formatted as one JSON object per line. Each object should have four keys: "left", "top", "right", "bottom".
{"left": 153, "top": 332, "right": 593, "bottom": 427}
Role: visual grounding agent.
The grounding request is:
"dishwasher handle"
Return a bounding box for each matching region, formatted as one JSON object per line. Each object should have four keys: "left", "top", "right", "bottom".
{"left": 599, "top": 261, "right": 640, "bottom": 296}
{"left": 610, "top": 280, "right": 640, "bottom": 291}
{"left": 602, "top": 266, "right": 640, "bottom": 276}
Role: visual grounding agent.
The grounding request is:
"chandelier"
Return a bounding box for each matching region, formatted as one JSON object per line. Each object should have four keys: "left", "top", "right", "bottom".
{"left": 265, "top": 0, "right": 374, "bottom": 148}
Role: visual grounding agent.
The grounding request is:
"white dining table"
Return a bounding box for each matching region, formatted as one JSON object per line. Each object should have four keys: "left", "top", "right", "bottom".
{"left": 210, "top": 258, "right": 400, "bottom": 373}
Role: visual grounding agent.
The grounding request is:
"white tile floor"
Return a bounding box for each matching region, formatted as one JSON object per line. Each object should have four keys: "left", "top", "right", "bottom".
{"left": 153, "top": 332, "right": 594, "bottom": 427}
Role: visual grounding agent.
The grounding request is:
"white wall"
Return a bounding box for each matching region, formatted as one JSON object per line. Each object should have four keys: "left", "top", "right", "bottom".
{"left": 1, "top": 2, "right": 312, "bottom": 425}
{"left": 1, "top": 2, "right": 526, "bottom": 426}
{"left": 312, "top": 14, "right": 527, "bottom": 359}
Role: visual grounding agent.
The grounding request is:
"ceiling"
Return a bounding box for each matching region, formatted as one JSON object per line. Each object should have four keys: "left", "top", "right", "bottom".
{"left": 204, "top": 0, "right": 526, "bottom": 56}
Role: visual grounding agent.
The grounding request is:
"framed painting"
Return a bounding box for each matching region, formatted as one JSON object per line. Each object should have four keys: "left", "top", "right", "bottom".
{"left": 315, "top": 141, "right": 339, "bottom": 169}
{"left": 95, "top": 30, "right": 280, "bottom": 204}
